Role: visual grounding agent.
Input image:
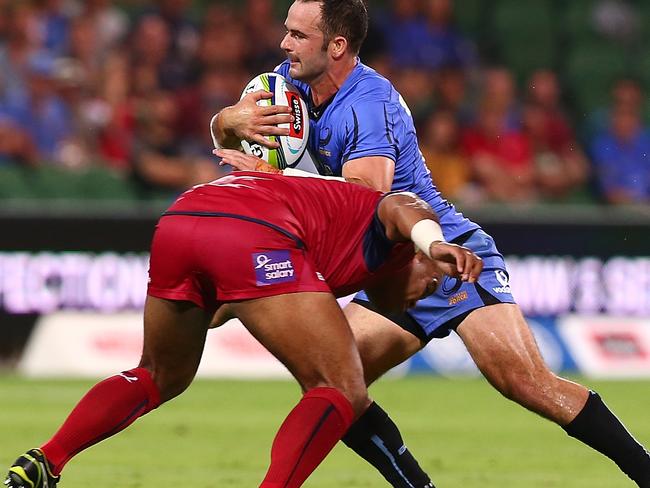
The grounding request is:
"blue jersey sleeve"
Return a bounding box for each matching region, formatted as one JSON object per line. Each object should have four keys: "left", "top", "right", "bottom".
{"left": 341, "top": 101, "right": 398, "bottom": 164}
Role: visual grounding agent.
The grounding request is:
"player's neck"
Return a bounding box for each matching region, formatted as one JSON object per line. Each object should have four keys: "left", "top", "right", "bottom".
{"left": 309, "top": 57, "right": 358, "bottom": 107}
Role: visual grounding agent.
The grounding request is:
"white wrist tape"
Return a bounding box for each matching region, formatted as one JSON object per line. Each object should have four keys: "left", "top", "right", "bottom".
{"left": 410, "top": 219, "right": 445, "bottom": 259}
{"left": 283, "top": 167, "right": 345, "bottom": 182}
{"left": 209, "top": 113, "right": 222, "bottom": 150}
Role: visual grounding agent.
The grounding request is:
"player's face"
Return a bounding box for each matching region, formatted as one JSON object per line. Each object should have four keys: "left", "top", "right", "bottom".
{"left": 366, "top": 253, "right": 441, "bottom": 313}
{"left": 280, "top": 1, "right": 329, "bottom": 82}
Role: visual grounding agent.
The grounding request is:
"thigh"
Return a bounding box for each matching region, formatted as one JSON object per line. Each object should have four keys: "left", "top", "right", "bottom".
{"left": 231, "top": 292, "right": 367, "bottom": 409}
{"left": 457, "top": 303, "right": 590, "bottom": 421}
{"left": 456, "top": 303, "right": 548, "bottom": 382}
{"left": 344, "top": 301, "right": 423, "bottom": 385}
{"left": 140, "top": 295, "right": 211, "bottom": 402}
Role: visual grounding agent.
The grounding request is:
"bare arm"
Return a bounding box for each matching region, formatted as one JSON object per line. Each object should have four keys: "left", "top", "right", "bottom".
{"left": 377, "top": 192, "right": 483, "bottom": 282}
{"left": 342, "top": 156, "right": 395, "bottom": 192}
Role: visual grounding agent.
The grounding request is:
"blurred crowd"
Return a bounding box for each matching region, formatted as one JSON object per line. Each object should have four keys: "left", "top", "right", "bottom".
{"left": 0, "top": 0, "right": 649, "bottom": 204}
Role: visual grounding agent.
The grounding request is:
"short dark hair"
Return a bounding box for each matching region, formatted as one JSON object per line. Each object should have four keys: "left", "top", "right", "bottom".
{"left": 298, "top": 0, "right": 368, "bottom": 55}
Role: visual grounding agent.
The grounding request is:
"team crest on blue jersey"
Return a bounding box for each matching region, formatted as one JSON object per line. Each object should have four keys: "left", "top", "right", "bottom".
{"left": 253, "top": 251, "right": 296, "bottom": 286}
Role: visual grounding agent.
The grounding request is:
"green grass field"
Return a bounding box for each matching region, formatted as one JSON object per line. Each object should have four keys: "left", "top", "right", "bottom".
{"left": 1, "top": 375, "right": 647, "bottom": 487}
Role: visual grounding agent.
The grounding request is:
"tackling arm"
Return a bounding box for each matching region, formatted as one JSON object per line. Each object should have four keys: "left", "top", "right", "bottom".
{"left": 377, "top": 192, "right": 483, "bottom": 282}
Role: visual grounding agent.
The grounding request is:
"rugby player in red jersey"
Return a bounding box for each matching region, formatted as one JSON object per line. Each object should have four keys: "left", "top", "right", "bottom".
{"left": 212, "top": 1, "right": 650, "bottom": 487}
{"left": 5, "top": 171, "right": 482, "bottom": 488}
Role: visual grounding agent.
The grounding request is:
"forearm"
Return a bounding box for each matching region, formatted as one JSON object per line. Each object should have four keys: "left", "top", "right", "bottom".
{"left": 378, "top": 193, "right": 441, "bottom": 244}
{"left": 210, "top": 109, "right": 242, "bottom": 150}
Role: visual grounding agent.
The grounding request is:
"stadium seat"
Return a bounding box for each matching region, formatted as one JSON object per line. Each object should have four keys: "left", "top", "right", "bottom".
{"left": 78, "top": 166, "right": 138, "bottom": 201}
{"left": 563, "top": 40, "right": 631, "bottom": 113}
{"left": 492, "top": 0, "right": 555, "bottom": 40}
{"left": 453, "top": 0, "right": 483, "bottom": 38}
{"left": 29, "top": 165, "right": 84, "bottom": 200}
{"left": 0, "top": 166, "right": 36, "bottom": 199}
{"left": 561, "top": 0, "right": 599, "bottom": 42}
{"left": 491, "top": 0, "right": 557, "bottom": 79}
{"left": 10, "top": 165, "right": 139, "bottom": 201}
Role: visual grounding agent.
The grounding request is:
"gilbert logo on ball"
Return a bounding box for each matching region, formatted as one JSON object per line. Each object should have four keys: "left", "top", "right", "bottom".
{"left": 240, "top": 72, "right": 309, "bottom": 169}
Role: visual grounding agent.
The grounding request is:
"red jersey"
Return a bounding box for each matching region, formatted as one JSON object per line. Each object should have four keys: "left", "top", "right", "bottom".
{"left": 148, "top": 172, "right": 413, "bottom": 308}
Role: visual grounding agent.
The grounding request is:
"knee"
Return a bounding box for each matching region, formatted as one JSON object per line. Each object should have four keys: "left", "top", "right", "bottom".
{"left": 341, "top": 384, "right": 370, "bottom": 418}
{"left": 318, "top": 384, "right": 369, "bottom": 419}
{"left": 138, "top": 358, "right": 194, "bottom": 403}
{"left": 495, "top": 367, "right": 557, "bottom": 408}
{"left": 302, "top": 376, "right": 369, "bottom": 418}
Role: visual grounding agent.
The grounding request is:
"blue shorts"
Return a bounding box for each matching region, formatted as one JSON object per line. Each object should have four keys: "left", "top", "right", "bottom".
{"left": 353, "top": 229, "right": 516, "bottom": 342}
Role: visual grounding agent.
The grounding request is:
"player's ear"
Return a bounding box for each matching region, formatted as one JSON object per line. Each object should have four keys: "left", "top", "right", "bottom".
{"left": 329, "top": 35, "right": 347, "bottom": 60}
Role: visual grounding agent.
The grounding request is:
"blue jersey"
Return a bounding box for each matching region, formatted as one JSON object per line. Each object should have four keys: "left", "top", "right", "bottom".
{"left": 276, "top": 60, "right": 478, "bottom": 241}
{"left": 276, "top": 61, "right": 514, "bottom": 341}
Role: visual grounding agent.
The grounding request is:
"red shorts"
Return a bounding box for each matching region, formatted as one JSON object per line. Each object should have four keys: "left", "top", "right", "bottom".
{"left": 147, "top": 214, "right": 330, "bottom": 311}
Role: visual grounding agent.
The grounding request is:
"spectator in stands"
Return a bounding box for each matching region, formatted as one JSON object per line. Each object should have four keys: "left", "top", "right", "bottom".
{"left": 195, "top": 21, "right": 249, "bottom": 73}
{"left": 176, "top": 67, "right": 247, "bottom": 145}
{"left": 131, "top": 90, "right": 220, "bottom": 196}
{"left": 95, "top": 50, "right": 136, "bottom": 171}
{"left": 0, "top": 115, "right": 38, "bottom": 166}
{"left": 243, "top": 0, "right": 285, "bottom": 75}
{"left": 476, "top": 66, "right": 521, "bottom": 130}
{"left": 146, "top": 0, "right": 199, "bottom": 88}
{"left": 590, "top": 101, "right": 650, "bottom": 204}
{"left": 379, "top": 0, "right": 422, "bottom": 69}
{"left": 586, "top": 77, "right": 646, "bottom": 140}
{"left": 524, "top": 69, "right": 589, "bottom": 201}
{"left": 65, "top": 16, "right": 102, "bottom": 90}
{"left": 358, "top": 9, "right": 389, "bottom": 74}
{"left": 33, "top": 0, "right": 70, "bottom": 56}
{"left": 0, "top": 3, "right": 42, "bottom": 103}
{"left": 381, "top": 0, "right": 475, "bottom": 72}
{"left": 419, "top": 0, "right": 477, "bottom": 71}
{"left": 592, "top": 0, "right": 641, "bottom": 44}
{"left": 433, "top": 64, "right": 474, "bottom": 126}
{"left": 76, "top": 0, "right": 129, "bottom": 60}
{"left": 130, "top": 14, "right": 184, "bottom": 93}
{"left": 392, "top": 67, "right": 435, "bottom": 128}
{"left": 0, "top": 52, "right": 73, "bottom": 164}
{"left": 420, "top": 109, "right": 475, "bottom": 202}
{"left": 461, "top": 98, "right": 535, "bottom": 202}
{"left": 201, "top": 2, "right": 238, "bottom": 32}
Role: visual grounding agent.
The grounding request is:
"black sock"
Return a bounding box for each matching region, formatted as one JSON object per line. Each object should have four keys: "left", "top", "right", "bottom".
{"left": 562, "top": 391, "right": 650, "bottom": 487}
{"left": 342, "top": 402, "right": 435, "bottom": 488}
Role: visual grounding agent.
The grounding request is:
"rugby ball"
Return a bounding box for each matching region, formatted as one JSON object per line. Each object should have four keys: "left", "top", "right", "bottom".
{"left": 240, "top": 72, "right": 309, "bottom": 169}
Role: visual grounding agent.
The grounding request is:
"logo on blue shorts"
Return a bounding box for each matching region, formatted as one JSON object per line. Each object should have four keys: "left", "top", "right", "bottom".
{"left": 493, "top": 270, "right": 512, "bottom": 294}
{"left": 253, "top": 251, "right": 296, "bottom": 286}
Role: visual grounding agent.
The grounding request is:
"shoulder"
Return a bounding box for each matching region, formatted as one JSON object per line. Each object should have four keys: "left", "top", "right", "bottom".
{"left": 348, "top": 63, "right": 394, "bottom": 100}
{"left": 337, "top": 67, "right": 403, "bottom": 121}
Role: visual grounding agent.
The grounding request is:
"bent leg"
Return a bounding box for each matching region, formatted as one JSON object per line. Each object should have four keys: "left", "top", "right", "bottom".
{"left": 458, "top": 303, "right": 650, "bottom": 486}
{"left": 345, "top": 301, "right": 424, "bottom": 386}
{"left": 41, "top": 296, "right": 210, "bottom": 475}
{"left": 457, "top": 303, "right": 588, "bottom": 422}
{"left": 231, "top": 292, "right": 367, "bottom": 488}
{"left": 341, "top": 301, "right": 435, "bottom": 488}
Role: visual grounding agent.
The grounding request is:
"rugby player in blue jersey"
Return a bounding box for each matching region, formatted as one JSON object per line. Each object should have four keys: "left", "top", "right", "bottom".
{"left": 211, "top": 0, "right": 650, "bottom": 486}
